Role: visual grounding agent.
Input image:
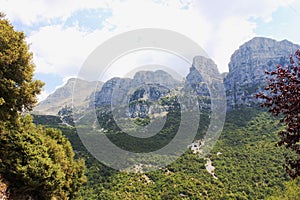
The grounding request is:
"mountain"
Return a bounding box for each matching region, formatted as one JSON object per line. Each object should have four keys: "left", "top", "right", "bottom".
{"left": 30, "top": 37, "right": 300, "bottom": 199}
{"left": 92, "top": 37, "right": 300, "bottom": 114}
{"left": 186, "top": 56, "right": 220, "bottom": 96}
{"left": 36, "top": 37, "right": 300, "bottom": 116}
{"left": 224, "top": 37, "right": 300, "bottom": 108}
{"left": 93, "top": 70, "right": 182, "bottom": 120}
{"left": 34, "top": 78, "right": 103, "bottom": 115}
{"left": 94, "top": 70, "right": 181, "bottom": 107}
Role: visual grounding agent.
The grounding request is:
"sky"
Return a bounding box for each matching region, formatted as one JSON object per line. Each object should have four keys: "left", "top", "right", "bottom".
{"left": 1, "top": 0, "right": 300, "bottom": 101}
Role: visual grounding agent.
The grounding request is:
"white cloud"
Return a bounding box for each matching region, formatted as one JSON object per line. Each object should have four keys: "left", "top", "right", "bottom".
{"left": 2, "top": 0, "right": 298, "bottom": 79}
{"left": 26, "top": 0, "right": 212, "bottom": 79}
{"left": 207, "top": 17, "right": 256, "bottom": 71}
{"left": 28, "top": 24, "right": 114, "bottom": 77}
{"left": 190, "top": 0, "right": 296, "bottom": 72}
{"left": 194, "top": 0, "right": 293, "bottom": 22}
{"left": 102, "top": 50, "right": 191, "bottom": 82}
{"left": 0, "top": 0, "right": 109, "bottom": 25}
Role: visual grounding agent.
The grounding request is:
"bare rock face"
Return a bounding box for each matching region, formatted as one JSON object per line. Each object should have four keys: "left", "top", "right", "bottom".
{"left": 128, "top": 84, "right": 170, "bottom": 118}
{"left": 133, "top": 70, "right": 181, "bottom": 89}
{"left": 186, "top": 56, "right": 220, "bottom": 96}
{"left": 93, "top": 77, "right": 127, "bottom": 107}
{"left": 35, "top": 37, "right": 300, "bottom": 116}
{"left": 34, "top": 78, "right": 102, "bottom": 115}
{"left": 93, "top": 70, "right": 181, "bottom": 118}
{"left": 224, "top": 37, "right": 300, "bottom": 108}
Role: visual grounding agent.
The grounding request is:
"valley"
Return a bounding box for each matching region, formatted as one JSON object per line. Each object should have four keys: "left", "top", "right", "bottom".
{"left": 29, "top": 37, "right": 300, "bottom": 199}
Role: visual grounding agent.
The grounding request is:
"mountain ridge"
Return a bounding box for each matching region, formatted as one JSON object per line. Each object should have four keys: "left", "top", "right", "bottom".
{"left": 34, "top": 37, "right": 300, "bottom": 115}
{"left": 34, "top": 78, "right": 103, "bottom": 115}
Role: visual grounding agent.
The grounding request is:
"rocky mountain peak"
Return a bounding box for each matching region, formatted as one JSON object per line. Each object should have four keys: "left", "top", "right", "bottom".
{"left": 192, "top": 56, "right": 219, "bottom": 76}
{"left": 186, "top": 56, "right": 220, "bottom": 96}
{"left": 225, "top": 37, "right": 300, "bottom": 108}
{"left": 133, "top": 70, "right": 181, "bottom": 88}
{"left": 35, "top": 37, "right": 300, "bottom": 115}
{"left": 93, "top": 70, "right": 180, "bottom": 108}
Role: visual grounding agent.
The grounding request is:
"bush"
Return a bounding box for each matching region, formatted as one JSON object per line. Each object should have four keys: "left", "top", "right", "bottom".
{"left": 0, "top": 115, "right": 86, "bottom": 199}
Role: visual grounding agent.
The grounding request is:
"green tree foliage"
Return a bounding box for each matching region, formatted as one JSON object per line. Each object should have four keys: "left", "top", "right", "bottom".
{"left": 0, "top": 13, "right": 86, "bottom": 199}
{"left": 54, "top": 108, "right": 289, "bottom": 199}
{"left": 0, "top": 115, "right": 86, "bottom": 199}
{"left": 0, "top": 13, "right": 44, "bottom": 124}
{"left": 256, "top": 49, "right": 300, "bottom": 178}
{"left": 267, "top": 178, "right": 300, "bottom": 200}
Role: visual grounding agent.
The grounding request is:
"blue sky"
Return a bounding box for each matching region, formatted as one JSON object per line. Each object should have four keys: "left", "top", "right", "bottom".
{"left": 1, "top": 0, "right": 300, "bottom": 101}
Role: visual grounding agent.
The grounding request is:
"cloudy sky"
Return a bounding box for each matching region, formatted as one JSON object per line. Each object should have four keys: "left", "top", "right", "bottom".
{"left": 1, "top": 0, "right": 300, "bottom": 100}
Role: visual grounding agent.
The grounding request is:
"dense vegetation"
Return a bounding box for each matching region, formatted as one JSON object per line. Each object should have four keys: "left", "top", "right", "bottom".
{"left": 34, "top": 107, "right": 299, "bottom": 199}
{"left": 0, "top": 13, "right": 43, "bottom": 124}
{"left": 0, "top": 116, "right": 86, "bottom": 199}
{"left": 0, "top": 13, "right": 86, "bottom": 199}
{"left": 1, "top": 11, "right": 299, "bottom": 200}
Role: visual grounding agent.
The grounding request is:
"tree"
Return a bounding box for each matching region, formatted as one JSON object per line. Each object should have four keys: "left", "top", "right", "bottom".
{"left": 0, "top": 13, "right": 44, "bottom": 124}
{"left": 256, "top": 49, "right": 300, "bottom": 178}
{"left": 0, "top": 116, "right": 86, "bottom": 199}
{"left": 0, "top": 13, "right": 86, "bottom": 199}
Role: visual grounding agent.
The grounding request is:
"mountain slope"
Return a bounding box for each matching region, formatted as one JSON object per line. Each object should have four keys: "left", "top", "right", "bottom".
{"left": 34, "top": 78, "right": 102, "bottom": 115}
{"left": 35, "top": 107, "right": 292, "bottom": 199}
{"left": 30, "top": 36, "right": 300, "bottom": 199}
{"left": 35, "top": 37, "right": 300, "bottom": 115}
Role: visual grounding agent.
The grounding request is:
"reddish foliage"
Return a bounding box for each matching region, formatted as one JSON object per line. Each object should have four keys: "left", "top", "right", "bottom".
{"left": 255, "top": 49, "right": 300, "bottom": 179}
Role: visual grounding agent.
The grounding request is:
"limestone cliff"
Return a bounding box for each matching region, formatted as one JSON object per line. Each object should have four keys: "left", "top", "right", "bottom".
{"left": 224, "top": 37, "right": 300, "bottom": 108}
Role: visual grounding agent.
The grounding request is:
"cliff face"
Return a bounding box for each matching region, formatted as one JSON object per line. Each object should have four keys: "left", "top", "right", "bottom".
{"left": 224, "top": 37, "right": 300, "bottom": 108}
{"left": 94, "top": 70, "right": 181, "bottom": 105}
{"left": 186, "top": 56, "right": 219, "bottom": 97}
{"left": 37, "top": 37, "right": 300, "bottom": 115}
{"left": 93, "top": 70, "right": 181, "bottom": 118}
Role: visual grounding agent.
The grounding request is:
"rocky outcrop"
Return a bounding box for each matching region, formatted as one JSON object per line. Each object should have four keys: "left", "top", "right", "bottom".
{"left": 133, "top": 70, "right": 181, "bottom": 89}
{"left": 34, "top": 78, "right": 102, "bottom": 115}
{"left": 128, "top": 84, "right": 170, "bottom": 118}
{"left": 224, "top": 37, "right": 300, "bottom": 108}
{"left": 186, "top": 56, "right": 220, "bottom": 96}
{"left": 36, "top": 37, "right": 300, "bottom": 116}
{"left": 93, "top": 70, "right": 181, "bottom": 118}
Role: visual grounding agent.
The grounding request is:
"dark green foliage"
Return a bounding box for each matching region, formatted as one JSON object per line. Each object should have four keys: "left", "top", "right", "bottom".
{"left": 267, "top": 177, "right": 300, "bottom": 200}
{"left": 44, "top": 107, "right": 293, "bottom": 199}
{"left": 0, "top": 14, "right": 85, "bottom": 199}
{"left": 133, "top": 116, "right": 150, "bottom": 126}
{"left": 0, "top": 14, "right": 44, "bottom": 124}
{"left": 32, "top": 114, "right": 62, "bottom": 126}
{"left": 0, "top": 115, "right": 86, "bottom": 199}
{"left": 98, "top": 109, "right": 181, "bottom": 153}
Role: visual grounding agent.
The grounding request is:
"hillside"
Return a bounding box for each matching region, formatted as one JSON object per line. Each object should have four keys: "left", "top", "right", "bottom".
{"left": 30, "top": 37, "right": 300, "bottom": 199}
{"left": 34, "top": 78, "right": 103, "bottom": 115}
{"left": 33, "top": 107, "right": 299, "bottom": 199}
